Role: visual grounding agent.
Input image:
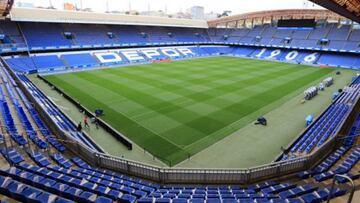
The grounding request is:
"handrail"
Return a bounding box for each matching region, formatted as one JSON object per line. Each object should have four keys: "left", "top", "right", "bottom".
{"left": 326, "top": 174, "right": 355, "bottom": 203}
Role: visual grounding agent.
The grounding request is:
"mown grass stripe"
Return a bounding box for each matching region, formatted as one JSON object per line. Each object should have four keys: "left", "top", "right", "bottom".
{"left": 45, "top": 57, "right": 334, "bottom": 165}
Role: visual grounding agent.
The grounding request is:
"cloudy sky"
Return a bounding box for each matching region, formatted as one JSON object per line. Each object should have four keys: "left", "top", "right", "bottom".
{"left": 16, "top": 0, "right": 323, "bottom": 14}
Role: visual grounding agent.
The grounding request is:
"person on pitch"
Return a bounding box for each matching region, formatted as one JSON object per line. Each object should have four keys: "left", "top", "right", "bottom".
{"left": 84, "top": 115, "right": 90, "bottom": 129}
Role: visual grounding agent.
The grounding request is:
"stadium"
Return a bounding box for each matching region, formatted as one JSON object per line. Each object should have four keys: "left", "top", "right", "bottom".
{"left": 0, "top": 0, "right": 360, "bottom": 202}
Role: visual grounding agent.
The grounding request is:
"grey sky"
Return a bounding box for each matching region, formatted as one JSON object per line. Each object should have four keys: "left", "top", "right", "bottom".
{"left": 17, "top": 0, "right": 323, "bottom": 14}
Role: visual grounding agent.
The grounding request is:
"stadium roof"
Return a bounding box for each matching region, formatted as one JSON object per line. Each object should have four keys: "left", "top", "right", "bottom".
{"left": 309, "top": 0, "right": 360, "bottom": 23}
{"left": 208, "top": 9, "right": 345, "bottom": 28}
{"left": 0, "top": 0, "right": 13, "bottom": 17}
{"left": 9, "top": 7, "right": 208, "bottom": 28}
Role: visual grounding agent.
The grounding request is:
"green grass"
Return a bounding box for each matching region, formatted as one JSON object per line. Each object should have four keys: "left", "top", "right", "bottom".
{"left": 44, "top": 57, "right": 335, "bottom": 165}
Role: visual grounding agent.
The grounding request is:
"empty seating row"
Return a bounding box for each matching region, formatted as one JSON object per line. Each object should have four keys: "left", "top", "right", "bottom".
{"left": 0, "top": 148, "right": 24, "bottom": 165}
{"left": 210, "top": 24, "right": 360, "bottom": 52}
{"left": 314, "top": 145, "right": 360, "bottom": 182}
{"left": 5, "top": 45, "right": 360, "bottom": 74}
{"left": 18, "top": 22, "right": 210, "bottom": 51}
{"left": 16, "top": 74, "right": 101, "bottom": 152}
{"left": 15, "top": 85, "right": 66, "bottom": 152}
{"left": 289, "top": 104, "right": 349, "bottom": 155}
{"left": 1, "top": 21, "right": 360, "bottom": 54}
{"left": 284, "top": 75, "right": 360, "bottom": 160}
{"left": 139, "top": 182, "right": 345, "bottom": 203}
{"left": 0, "top": 143, "right": 351, "bottom": 203}
{"left": 27, "top": 151, "right": 51, "bottom": 167}
{"left": 0, "top": 175, "right": 73, "bottom": 203}
{"left": 296, "top": 111, "right": 360, "bottom": 188}
{"left": 3, "top": 164, "right": 138, "bottom": 203}
{"left": 0, "top": 94, "right": 27, "bottom": 146}
{"left": 1, "top": 65, "right": 65, "bottom": 152}
{"left": 298, "top": 146, "right": 350, "bottom": 178}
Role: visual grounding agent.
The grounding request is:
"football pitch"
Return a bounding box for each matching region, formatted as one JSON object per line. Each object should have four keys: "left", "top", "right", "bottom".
{"left": 44, "top": 57, "right": 335, "bottom": 165}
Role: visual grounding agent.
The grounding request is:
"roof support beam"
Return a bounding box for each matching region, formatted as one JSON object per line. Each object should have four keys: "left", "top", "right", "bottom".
{"left": 310, "top": 0, "right": 360, "bottom": 23}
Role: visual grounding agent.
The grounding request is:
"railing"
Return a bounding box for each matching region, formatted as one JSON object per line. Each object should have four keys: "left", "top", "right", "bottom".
{"left": 55, "top": 132, "right": 335, "bottom": 184}
{"left": 327, "top": 174, "right": 355, "bottom": 203}
{"left": 3, "top": 57, "right": 360, "bottom": 185}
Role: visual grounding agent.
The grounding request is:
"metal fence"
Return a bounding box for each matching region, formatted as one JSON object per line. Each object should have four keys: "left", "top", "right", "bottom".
{"left": 89, "top": 137, "right": 335, "bottom": 184}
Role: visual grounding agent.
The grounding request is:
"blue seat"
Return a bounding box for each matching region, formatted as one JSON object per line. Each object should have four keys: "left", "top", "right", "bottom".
{"left": 71, "top": 157, "right": 92, "bottom": 169}
{"left": 28, "top": 152, "right": 51, "bottom": 167}
{"left": 79, "top": 191, "right": 98, "bottom": 202}
{"left": 314, "top": 171, "right": 335, "bottom": 182}
{"left": 35, "top": 193, "right": 57, "bottom": 203}
{"left": 138, "top": 197, "right": 153, "bottom": 203}
{"left": 5, "top": 181, "right": 24, "bottom": 197}
{"left": 301, "top": 192, "right": 323, "bottom": 203}
{"left": 41, "top": 178, "right": 57, "bottom": 190}
{"left": 106, "top": 190, "right": 122, "bottom": 200}
{"left": 274, "top": 198, "right": 302, "bottom": 203}
{"left": 163, "top": 193, "right": 176, "bottom": 198}
{"left": 134, "top": 190, "right": 147, "bottom": 198}
{"left": 297, "top": 171, "right": 312, "bottom": 179}
{"left": 51, "top": 154, "right": 73, "bottom": 169}
{"left": 1, "top": 149, "right": 24, "bottom": 165}
{"left": 189, "top": 198, "right": 204, "bottom": 203}
{"left": 172, "top": 198, "right": 188, "bottom": 203}
{"left": 192, "top": 194, "right": 205, "bottom": 199}
{"left": 155, "top": 198, "right": 171, "bottom": 203}
{"left": 18, "top": 187, "right": 42, "bottom": 202}
{"left": 49, "top": 183, "right": 70, "bottom": 194}
{"left": 221, "top": 194, "right": 235, "bottom": 199}
{"left": 94, "top": 185, "right": 107, "bottom": 195}
{"left": 207, "top": 194, "right": 219, "bottom": 198}
{"left": 54, "top": 197, "right": 74, "bottom": 203}
{"left": 222, "top": 199, "right": 237, "bottom": 203}
{"left": 237, "top": 199, "right": 253, "bottom": 203}
{"left": 63, "top": 187, "right": 83, "bottom": 200}
{"left": 95, "top": 196, "right": 113, "bottom": 203}
{"left": 206, "top": 198, "right": 221, "bottom": 203}
{"left": 318, "top": 188, "right": 346, "bottom": 198}
{"left": 178, "top": 194, "right": 191, "bottom": 199}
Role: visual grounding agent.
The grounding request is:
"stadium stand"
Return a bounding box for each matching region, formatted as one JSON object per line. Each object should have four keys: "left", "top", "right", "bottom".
{"left": 0, "top": 143, "right": 355, "bottom": 203}
{"left": 297, "top": 112, "right": 360, "bottom": 186}
{"left": 285, "top": 77, "right": 360, "bottom": 159}
{"left": 5, "top": 55, "right": 65, "bottom": 73}
{"left": 20, "top": 22, "right": 74, "bottom": 49}
{"left": 0, "top": 21, "right": 359, "bottom": 55}
{"left": 63, "top": 24, "right": 118, "bottom": 47}
{"left": 0, "top": 61, "right": 101, "bottom": 154}
{"left": 61, "top": 53, "right": 99, "bottom": 68}
{"left": 15, "top": 73, "right": 102, "bottom": 153}
{"left": 4, "top": 45, "right": 360, "bottom": 74}
{"left": 0, "top": 21, "right": 27, "bottom": 52}
{"left": 1, "top": 20, "right": 360, "bottom": 74}
{"left": 12, "top": 22, "right": 211, "bottom": 51}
